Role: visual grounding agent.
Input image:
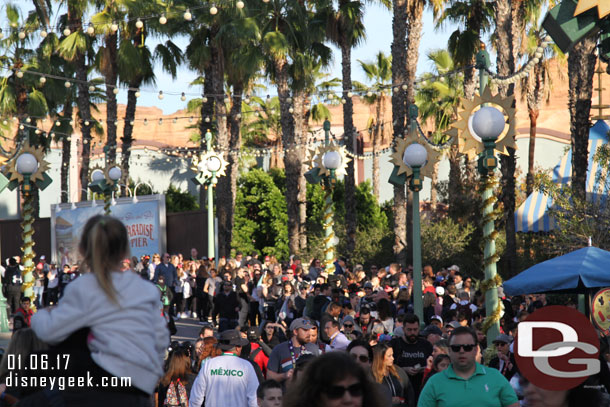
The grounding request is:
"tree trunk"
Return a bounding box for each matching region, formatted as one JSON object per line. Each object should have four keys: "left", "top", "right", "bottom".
{"left": 120, "top": 81, "right": 141, "bottom": 194}
{"left": 61, "top": 99, "right": 73, "bottom": 203}
{"left": 391, "top": 0, "right": 408, "bottom": 266}
{"left": 275, "top": 58, "right": 299, "bottom": 255}
{"left": 568, "top": 35, "right": 597, "bottom": 202}
{"left": 103, "top": 32, "right": 119, "bottom": 165}
{"left": 209, "top": 41, "right": 230, "bottom": 257}
{"left": 224, "top": 81, "right": 244, "bottom": 253}
{"left": 66, "top": 4, "right": 93, "bottom": 202}
{"left": 526, "top": 108, "right": 538, "bottom": 196}
{"left": 341, "top": 40, "right": 357, "bottom": 257}
{"left": 463, "top": 63, "right": 477, "bottom": 100}
{"left": 430, "top": 160, "right": 439, "bottom": 209}
{"left": 496, "top": 0, "right": 517, "bottom": 275}
{"left": 404, "top": 0, "right": 424, "bottom": 266}
{"left": 293, "top": 91, "right": 308, "bottom": 253}
{"left": 448, "top": 144, "right": 462, "bottom": 221}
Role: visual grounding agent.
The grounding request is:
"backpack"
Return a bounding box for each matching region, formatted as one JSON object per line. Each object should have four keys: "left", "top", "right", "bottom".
{"left": 164, "top": 378, "right": 188, "bottom": 407}
{"left": 456, "top": 303, "right": 473, "bottom": 323}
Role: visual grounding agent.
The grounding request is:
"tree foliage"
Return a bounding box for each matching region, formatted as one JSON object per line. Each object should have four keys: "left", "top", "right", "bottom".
{"left": 232, "top": 168, "right": 290, "bottom": 259}
{"left": 421, "top": 217, "right": 474, "bottom": 271}
{"left": 165, "top": 185, "right": 199, "bottom": 213}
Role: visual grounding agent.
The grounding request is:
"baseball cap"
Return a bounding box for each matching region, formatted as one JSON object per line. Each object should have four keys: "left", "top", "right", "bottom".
{"left": 289, "top": 317, "right": 315, "bottom": 331}
{"left": 245, "top": 326, "right": 260, "bottom": 341}
{"left": 363, "top": 281, "right": 373, "bottom": 289}
{"left": 430, "top": 315, "right": 443, "bottom": 325}
{"left": 493, "top": 334, "right": 513, "bottom": 345}
{"left": 448, "top": 265, "right": 460, "bottom": 272}
{"left": 447, "top": 321, "right": 461, "bottom": 329}
{"left": 40, "top": 255, "right": 46, "bottom": 260}
{"left": 218, "top": 329, "right": 249, "bottom": 350}
{"left": 435, "top": 286, "right": 445, "bottom": 296}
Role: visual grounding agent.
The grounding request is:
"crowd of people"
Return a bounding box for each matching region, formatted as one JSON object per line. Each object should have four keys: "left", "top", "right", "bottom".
{"left": 1, "top": 216, "right": 610, "bottom": 406}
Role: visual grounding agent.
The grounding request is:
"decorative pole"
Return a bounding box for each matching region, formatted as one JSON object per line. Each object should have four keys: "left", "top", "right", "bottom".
{"left": 205, "top": 130, "right": 215, "bottom": 260}
{"left": 476, "top": 49, "right": 500, "bottom": 343}
{"left": 2, "top": 143, "right": 52, "bottom": 313}
{"left": 190, "top": 130, "right": 227, "bottom": 260}
{"left": 322, "top": 120, "right": 336, "bottom": 274}
{"left": 89, "top": 163, "right": 121, "bottom": 215}
{"left": 404, "top": 143, "right": 428, "bottom": 322}
{"left": 20, "top": 179, "right": 36, "bottom": 303}
{"left": 305, "top": 119, "right": 349, "bottom": 276}
{"left": 389, "top": 106, "right": 441, "bottom": 322}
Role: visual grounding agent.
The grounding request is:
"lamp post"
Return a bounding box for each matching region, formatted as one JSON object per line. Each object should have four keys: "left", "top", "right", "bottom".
{"left": 88, "top": 165, "right": 122, "bottom": 215}
{"left": 305, "top": 119, "right": 350, "bottom": 275}
{"left": 403, "top": 143, "right": 428, "bottom": 322}
{"left": 1, "top": 143, "right": 52, "bottom": 317}
{"left": 472, "top": 106, "right": 506, "bottom": 343}
{"left": 190, "top": 130, "right": 228, "bottom": 260}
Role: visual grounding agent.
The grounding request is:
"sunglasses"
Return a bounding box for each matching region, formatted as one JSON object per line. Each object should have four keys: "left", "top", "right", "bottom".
{"left": 343, "top": 323, "right": 353, "bottom": 328}
{"left": 450, "top": 344, "right": 476, "bottom": 352}
{"left": 324, "top": 383, "right": 363, "bottom": 399}
{"left": 350, "top": 354, "right": 369, "bottom": 363}
{"left": 494, "top": 342, "right": 508, "bottom": 347}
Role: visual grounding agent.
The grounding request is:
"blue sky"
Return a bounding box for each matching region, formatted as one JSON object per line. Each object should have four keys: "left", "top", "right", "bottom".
{"left": 5, "top": 1, "right": 452, "bottom": 114}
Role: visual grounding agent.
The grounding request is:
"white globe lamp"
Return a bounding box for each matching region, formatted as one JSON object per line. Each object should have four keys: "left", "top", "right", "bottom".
{"left": 91, "top": 169, "right": 105, "bottom": 182}
{"left": 323, "top": 151, "right": 342, "bottom": 170}
{"left": 16, "top": 153, "right": 38, "bottom": 175}
{"left": 108, "top": 166, "right": 122, "bottom": 181}
{"left": 471, "top": 106, "right": 505, "bottom": 141}
{"left": 403, "top": 143, "right": 428, "bottom": 168}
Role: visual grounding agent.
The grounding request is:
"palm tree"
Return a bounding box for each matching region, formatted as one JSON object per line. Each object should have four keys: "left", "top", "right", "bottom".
{"left": 391, "top": 0, "right": 408, "bottom": 265}
{"left": 415, "top": 49, "right": 462, "bottom": 209}
{"left": 324, "top": 0, "right": 383, "bottom": 257}
{"left": 222, "top": 12, "right": 264, "bottom": 257}
{"left": 568, "top": 35, "right": 597, "bottom": 202}
{"left": 117, "top": 13, "right": 183, "bottom": 194}
{"left": 59, "top": 0, "right": 96, "bottom": 201}
{"left": 260, "top": 0, "right": 332, "bottom": 254}
{"left": 355, "top": 51, "right": 392, "bottom": 200}
{"left": 435, "top": 0, "right": 495, "bottom": 99}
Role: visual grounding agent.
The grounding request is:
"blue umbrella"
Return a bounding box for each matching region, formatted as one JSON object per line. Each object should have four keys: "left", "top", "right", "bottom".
{"left": 503, "top": 247, "right": 610, "bottom": 296}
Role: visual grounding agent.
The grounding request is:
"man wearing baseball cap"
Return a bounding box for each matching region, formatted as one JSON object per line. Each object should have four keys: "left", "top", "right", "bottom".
{"left": 190, "top": 329, "right": 259, "bottom": 407}
{"left": 267, "top": 318, "right": 320, "bottom": 384}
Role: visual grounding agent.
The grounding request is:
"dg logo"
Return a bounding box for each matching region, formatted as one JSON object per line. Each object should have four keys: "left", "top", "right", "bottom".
{"left": 514, "top": 305, "right": 600, "bottom": 390}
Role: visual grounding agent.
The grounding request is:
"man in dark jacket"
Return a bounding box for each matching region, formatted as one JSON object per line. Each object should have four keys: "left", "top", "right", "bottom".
{"left": 2, "top": 257, "right": 22, "bottom": 315}
{"left": 214, "top": 281, "right": 240, "bottom": 332}
{"left": 488, "top": 334, "right": 518, "bottom": 381}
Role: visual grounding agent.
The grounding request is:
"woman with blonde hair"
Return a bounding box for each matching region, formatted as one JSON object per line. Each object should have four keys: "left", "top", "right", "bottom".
{"left": 371, "top": 343, "right": 414, "bottom": 407}
{"left": 29, "top": 215, "right": 169, "bottom": 405}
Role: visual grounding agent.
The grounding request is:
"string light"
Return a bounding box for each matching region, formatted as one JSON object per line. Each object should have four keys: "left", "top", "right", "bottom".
{"left": 184, "top": 9, "right": 192, "bottom": 21}
{"left": 135, "top": 19, "right": 144, "bottom": 29}
{"left": 210, "top": 6, "right": 218, "bottom": 15}
{"left": 18, "top": 31, "right": 26, "bottom": 39}
{"left": 87, "top": 24, "right": 95, "bottom": 36}
{"left": 63, "top": 28, "right": 71, "bottom": 36}
{"left": 159, "top": 14, "right": 167, "bottom": 25}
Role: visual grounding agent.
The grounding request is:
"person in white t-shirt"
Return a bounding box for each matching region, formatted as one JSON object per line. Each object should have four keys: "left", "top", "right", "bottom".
{"left": 190, "top": 329, "right": 258, "bottom": 407}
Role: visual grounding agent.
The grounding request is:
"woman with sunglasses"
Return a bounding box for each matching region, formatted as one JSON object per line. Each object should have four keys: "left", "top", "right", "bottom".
{"left": 371, "top": 343, "right": 415, "bottom": 407}
{"left": 282, "top": 352, "right": 383, "bottom": 407}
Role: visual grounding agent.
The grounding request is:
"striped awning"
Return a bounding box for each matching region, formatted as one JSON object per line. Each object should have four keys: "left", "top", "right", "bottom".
{"left": 515, "top": 120, "right": 610, "bottom": 233}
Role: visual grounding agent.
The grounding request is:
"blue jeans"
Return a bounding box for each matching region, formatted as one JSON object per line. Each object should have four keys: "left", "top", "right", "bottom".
{"left": 33, "top": 286, "right": 44, "bottom": 307}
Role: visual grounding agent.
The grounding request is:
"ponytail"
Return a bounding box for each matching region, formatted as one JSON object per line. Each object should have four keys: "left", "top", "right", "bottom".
{"left": 79, "top": 215, "right": 130, "bottom": 305}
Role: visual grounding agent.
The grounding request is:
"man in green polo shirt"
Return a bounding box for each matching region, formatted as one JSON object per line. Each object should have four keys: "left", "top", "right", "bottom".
{"left": 418, "top": 326, "right": 519, "bottom": 407}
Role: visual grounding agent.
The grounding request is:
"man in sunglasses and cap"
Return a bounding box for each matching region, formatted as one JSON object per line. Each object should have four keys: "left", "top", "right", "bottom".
{"left": 418, "top": 326, "right": 519, "bottom": 407}
{"left": 190, "top": 329, "right": 259, "bottom": 407}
